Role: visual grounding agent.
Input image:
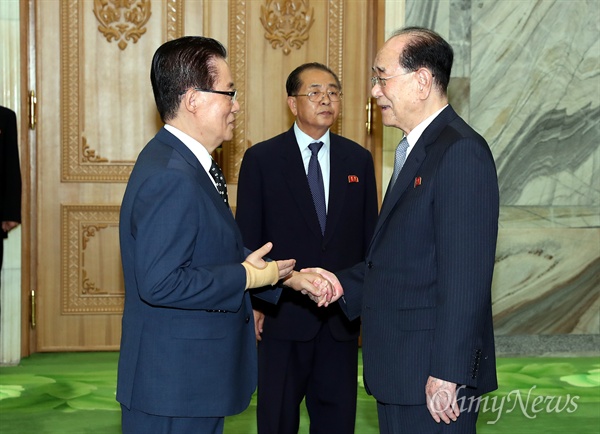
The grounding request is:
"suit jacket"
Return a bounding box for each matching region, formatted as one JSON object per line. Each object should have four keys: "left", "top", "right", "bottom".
{"left": 117, "top": 127, "right": 281, "bottom": 417}
{"left": 236, "top": 127, "right": 378, "bottom": 341}
{"left": 0, "top": 106, "right": 22, "bottom": 239}
{"left": 339, "top": 105, "right": 499, "bottom": 404}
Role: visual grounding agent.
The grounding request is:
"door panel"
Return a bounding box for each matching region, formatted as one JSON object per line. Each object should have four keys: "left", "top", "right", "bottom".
{"left": 30, "top": 0, "right": 378, "bottom": 352}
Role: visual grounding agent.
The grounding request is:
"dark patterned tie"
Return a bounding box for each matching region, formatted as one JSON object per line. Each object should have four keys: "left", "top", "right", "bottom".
{"left": 307, "top": 142, "right": 326, "bottom": 235}
{"left": 390, "top": 137, "right": 409, "bottom": 189}
{"left": 209, "top": 159, "right": 229, "bottom": 205}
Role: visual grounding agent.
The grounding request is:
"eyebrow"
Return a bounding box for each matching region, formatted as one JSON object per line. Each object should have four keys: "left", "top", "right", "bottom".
{"left": 372, "top": 66, "right": 386, "bottom": 74}
{"left": 307, "top": 82, "right": 340, "bottom": 89}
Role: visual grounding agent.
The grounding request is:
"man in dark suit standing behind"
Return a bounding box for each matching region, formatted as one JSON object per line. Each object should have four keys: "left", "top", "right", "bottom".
{"left": 236, "top": 62, "right": 378, "bottom": 434}
{"left": 307, "top": 27, "right": 500, "bottom": 433}
{"left": 0, "top": 105, "right": 22, "bottom": 272}
{"left": 117, "top": 37, "right": 329, "bottom": 434}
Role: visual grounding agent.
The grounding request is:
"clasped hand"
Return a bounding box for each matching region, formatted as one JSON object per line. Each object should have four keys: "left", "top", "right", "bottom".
{"left": 244, "top": 243, "right": 344, "bottom": 307}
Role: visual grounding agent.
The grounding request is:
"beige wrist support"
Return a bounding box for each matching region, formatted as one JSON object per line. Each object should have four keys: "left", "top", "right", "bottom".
{"left": 242, "top": 260, "right": 279, "bottom": 289}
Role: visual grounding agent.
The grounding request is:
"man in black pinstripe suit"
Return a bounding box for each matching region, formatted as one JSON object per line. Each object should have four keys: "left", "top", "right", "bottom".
{"left": 307, "top": 27, "right": 499, "bottom": 434}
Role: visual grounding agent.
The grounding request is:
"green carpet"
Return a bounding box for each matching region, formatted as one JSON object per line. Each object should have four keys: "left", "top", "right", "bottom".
{"left": 1, "top": 352, "right": 598, "bottom": 433}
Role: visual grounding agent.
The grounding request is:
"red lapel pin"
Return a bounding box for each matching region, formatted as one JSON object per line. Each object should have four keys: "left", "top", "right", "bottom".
{"left": 348, "top": 175, "right": 359, "bottom": 183}
{"left": 414, "top": 176, "right": 422, "bottom": 188}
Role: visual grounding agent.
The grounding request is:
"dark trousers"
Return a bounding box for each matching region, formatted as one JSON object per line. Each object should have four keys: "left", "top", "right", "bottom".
{"left": 121, "top": 404, "right": 224, "bottom": 434}
{"left": 377, "top": 386, "right": 480, "bottom": 434}
{"left": 256, "top": 322, "right": 358, "bottom": 434}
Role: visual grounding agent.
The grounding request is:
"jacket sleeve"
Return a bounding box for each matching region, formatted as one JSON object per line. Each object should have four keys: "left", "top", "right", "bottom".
{"left": 429, "top": 138, "right": 499, "bottom": 387}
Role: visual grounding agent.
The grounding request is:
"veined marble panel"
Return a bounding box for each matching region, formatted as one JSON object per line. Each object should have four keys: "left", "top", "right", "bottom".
{"left": 492, "top": 227, "right": 600, "bottom": 335}
{"left": 471, "top": 0, "right": 600, "bottom": 206}
{"left": 500, "top": 205, "right": 600, "bottom": 228}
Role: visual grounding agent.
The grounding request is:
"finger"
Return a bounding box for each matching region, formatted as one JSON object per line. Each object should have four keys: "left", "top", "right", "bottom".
{"left": 302, "top": 281, "right": 322, "bottom": 298}
{"left": 427, "top": 400, "right": 441, "bottom": 423}
{"left": 248, "top": 242, "right": 273, "bottom": 262}
{"left": 276, "top": 259, "right": 294, "bottom": 270}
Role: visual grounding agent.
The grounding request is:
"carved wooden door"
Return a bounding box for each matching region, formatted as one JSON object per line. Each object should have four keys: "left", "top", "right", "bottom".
{"left": 28, "top": 0, "right": 378, "bottom": 352}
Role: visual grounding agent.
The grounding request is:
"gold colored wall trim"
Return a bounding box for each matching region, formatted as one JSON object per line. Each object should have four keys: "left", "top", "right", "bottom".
{"left": 260, "top": 0, "right": 314, "bottom": 55}
{"left": 61, "top": 205, "right": 124, "bottom": 314}
{"left": 227, "top": 0, "right": 343, "bottom": 182}
{"left": 61, "top": 0, "right": 184, "bottom": 182}
{"left": 166, "top": 0, "right": 185, "bottom": 40}
{"left": 92, "top": 0, "right": 152, "bottom": 50}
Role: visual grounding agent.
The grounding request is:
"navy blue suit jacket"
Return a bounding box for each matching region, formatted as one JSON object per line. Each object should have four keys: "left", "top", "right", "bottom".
{"left": 339, "top": 106, "right": 499, "bottom": 404}
{"left": 236, "top": 127, "right": 378, "bottom": 341}
{"left": 117, "top": 128, "right": 281, "bottom": 417}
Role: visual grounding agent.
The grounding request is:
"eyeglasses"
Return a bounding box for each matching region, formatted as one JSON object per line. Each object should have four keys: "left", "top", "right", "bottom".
{"left": 371, "top": 71, "right": 412, "bottom": 87}
{"left": 194, "top": 88, "right": 237, "bottom": 102}
{"left": 292, "top": 90, "right": 342, "bottom": 102}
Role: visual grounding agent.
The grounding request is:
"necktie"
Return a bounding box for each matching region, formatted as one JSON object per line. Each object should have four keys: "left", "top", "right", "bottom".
{"left": 307, "top": 142, "right": 326, "bottom": 235}
{"left": 209, "top": 159, "right": 229, "bottom": 205}
{"left": 390, "top": 137, "right": 409, "bottom": 189}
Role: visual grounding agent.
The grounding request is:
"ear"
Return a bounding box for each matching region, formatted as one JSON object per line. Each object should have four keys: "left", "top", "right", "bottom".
{"left": 416, "top": 68, "right": 433, "bottom": 98}
{"left": 287, "top": 96, "right": 298, "bottom": 116}
{"left": 182, "top": 89, "right": 200, "bottom": 114}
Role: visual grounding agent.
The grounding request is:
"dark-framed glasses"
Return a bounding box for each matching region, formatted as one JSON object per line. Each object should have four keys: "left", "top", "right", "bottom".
{"left": 293, "top": 90, "right": 342, "bottom": 102}
{"left": 193, "top": 88, "right": 237, "bottom": 102}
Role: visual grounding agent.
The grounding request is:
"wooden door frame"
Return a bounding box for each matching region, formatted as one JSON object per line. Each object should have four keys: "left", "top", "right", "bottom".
{"left": 365, "top": 0, "right": 385, "bottom": 206}
{"left": 19, "top": 0, "right": 387, "bottom": 356}
{"left": 20, "top": 0, "right": 34, "bottom": 357}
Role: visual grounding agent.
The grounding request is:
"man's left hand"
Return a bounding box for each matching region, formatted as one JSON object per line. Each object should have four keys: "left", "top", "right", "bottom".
{"left": 426, "top": 376, "right": 459, "bottom": 424}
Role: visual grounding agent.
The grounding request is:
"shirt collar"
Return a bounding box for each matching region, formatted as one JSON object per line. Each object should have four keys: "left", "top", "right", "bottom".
{"left": 164, "top": 124, "right": 213, "bottom": 172}
{"left": 405, "top": 104, "right": 448, "bottom": 149}
{"left": 293, "top": 122, "right": 330, "bottom": 153}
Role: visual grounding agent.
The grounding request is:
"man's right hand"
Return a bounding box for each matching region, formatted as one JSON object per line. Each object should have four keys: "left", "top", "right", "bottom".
{"left": 282, "top": 271, "right": 333, "bottom": 307}
{"left": 301, "top": 267, "right": 344, "bottom": 306}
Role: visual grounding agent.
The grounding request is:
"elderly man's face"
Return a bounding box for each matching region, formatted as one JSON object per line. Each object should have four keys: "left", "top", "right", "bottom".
{"left": 371, "top": 35, "right": 420, "bottom": 134}
{"left": 194, "top": 58, "right": 240, "bottom": 150}
{"left": 287, "top": 68, "right": 341, "bottom": 139}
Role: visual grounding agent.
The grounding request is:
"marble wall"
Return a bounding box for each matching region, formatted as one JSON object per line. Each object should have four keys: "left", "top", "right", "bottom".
{"left": 396, "top": 0, "right": 599, "bottom": 337}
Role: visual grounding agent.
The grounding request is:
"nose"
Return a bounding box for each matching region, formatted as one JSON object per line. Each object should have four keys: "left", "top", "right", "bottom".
{"left": 371, "top": 84, "right": 382, "bottom": 98}
{"left": 232, "top": 99, "right": 240, "bottom": 113}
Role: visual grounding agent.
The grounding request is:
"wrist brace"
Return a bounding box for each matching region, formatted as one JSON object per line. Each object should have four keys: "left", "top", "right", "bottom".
{"left": 242, "top": 260, "right": 279, "bottom": 289}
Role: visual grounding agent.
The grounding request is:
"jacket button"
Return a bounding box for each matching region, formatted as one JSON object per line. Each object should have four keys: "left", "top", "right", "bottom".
{"left": 367, "top": 261, "right": 373, "bottom": 269}
{"left": 245, "top": 316, "right": 250, "bottom": 323}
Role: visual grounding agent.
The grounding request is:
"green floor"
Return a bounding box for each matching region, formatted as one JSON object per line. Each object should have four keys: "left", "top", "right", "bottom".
{"left": 0, "top": 352, "right": 598, "bottom": 433}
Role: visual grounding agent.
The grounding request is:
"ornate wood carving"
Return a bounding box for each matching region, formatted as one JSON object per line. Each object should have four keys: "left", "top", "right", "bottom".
{"left": 166, "top": 0, "right": 185, "bottom": 40}
{"left": 228, "top": 0, "right": 344, "bottom": 182}
{"left": 228, "top": 1, "right": 248, "bottom": 184}
{"left": 260, "top": 0, "right": 314, "bottom": 55}
{"left": 61, "top": 1, "right": 184, "bottom": 182}
{"left": 62, "top": 205, "right": 124, "bottom": 313}
{"left": 92, "top": 0, "right": 152, "bottom": 50}
{"left": 327, "top": 0, "right": 343, "bottom": 134}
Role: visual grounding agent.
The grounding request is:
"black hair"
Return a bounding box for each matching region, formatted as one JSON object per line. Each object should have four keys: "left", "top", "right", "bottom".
{"left": 150, "top": 36, "right": 227, "bottom": 122}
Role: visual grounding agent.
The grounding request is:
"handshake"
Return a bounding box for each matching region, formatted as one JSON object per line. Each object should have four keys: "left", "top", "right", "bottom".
{"left": 243, "top": 242, "right": 343, "bottom": 307}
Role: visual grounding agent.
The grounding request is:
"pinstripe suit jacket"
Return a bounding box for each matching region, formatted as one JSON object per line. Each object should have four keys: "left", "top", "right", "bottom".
{"left": 339, "top": 105, "right": 499, "bottom": 405}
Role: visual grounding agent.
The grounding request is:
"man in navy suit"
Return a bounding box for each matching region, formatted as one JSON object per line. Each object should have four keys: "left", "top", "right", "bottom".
{"left": 117, "top": 37, "right": 330, "bottom": 434}
{"left": 236, "top": 63, "right": 378, "bottom": 433}
{"left": 307, "top": 27, "right": 499, "bottom": 433}
{"left": 0, "top": 105, "right": 22, "bottom": 271}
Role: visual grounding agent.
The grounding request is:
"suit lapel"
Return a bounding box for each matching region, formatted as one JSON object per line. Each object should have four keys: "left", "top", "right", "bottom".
{"left": 156, "top": 128, "right": 241, "bottom": 241}
{"left": 280, "top": 129, "right": 325, "bottom": 240}
{"left": 368, "top": 106, "right": 457, "bottom": 251}
{"left": 323, "top": 135, "right": 347, "bottom": 244}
